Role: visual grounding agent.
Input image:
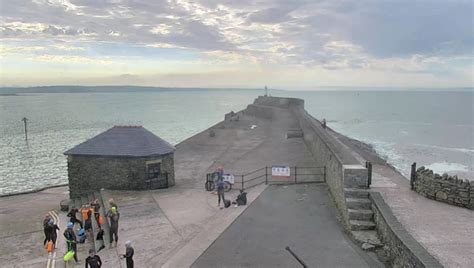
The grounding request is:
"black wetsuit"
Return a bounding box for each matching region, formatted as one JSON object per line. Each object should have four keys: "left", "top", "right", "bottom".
{"left": 67, "top": 208, "right": 83, "bottom": 228}
{"left": 123, "top": 246, "right": 134, "bottom": 268}
{"left": 50, "top": 224, "right": 59, "bottom": 246}
{"left": 43, "top": 220, "right": 52, "bottom": 245}
{"left": 85, "top": 254, "right": 102, "bottom": 268}
{"left": 91, "top": 202, "right": 101, "bottom": 225}
{"left": 109, "top": 212, "right": 120, "bottom": 243}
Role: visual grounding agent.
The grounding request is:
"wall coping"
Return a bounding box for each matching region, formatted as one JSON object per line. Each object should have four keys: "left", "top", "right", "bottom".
{"left": 370, "top": 192, "right": 442, "bottom": 267}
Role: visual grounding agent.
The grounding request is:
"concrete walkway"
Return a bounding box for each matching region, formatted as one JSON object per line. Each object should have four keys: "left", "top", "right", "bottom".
{"left": 193, "top": 184, "right": 383, "bottom": 268}
{"left": 371, "top": 165, "right": 474, "bottom": 268}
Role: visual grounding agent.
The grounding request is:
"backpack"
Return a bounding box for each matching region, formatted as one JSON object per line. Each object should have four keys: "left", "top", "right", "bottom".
{"left": 77, "top": 228, "right": 85, "bottom": 237}
{"left": 224, "top": 199, "right": 231, "bottom": 208}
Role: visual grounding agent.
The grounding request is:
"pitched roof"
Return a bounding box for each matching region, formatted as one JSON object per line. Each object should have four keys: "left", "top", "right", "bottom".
{"left": 64, "top": 126, "right": 175, "bottom": 157}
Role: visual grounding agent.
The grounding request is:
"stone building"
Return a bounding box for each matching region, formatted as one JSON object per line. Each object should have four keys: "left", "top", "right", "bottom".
{"left": 64, "top": 125, "right": 175, "bottom": 198}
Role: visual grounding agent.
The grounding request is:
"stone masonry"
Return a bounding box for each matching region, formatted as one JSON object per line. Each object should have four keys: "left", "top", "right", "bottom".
{"left": 414, "top": 166, "right": 472, "bottom": 209}
{"left": 67, "top": 153, "right": 175, "bottom": 198}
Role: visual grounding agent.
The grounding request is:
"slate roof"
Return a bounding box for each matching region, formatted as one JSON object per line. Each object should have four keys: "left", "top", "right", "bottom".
{"left": 64, "top": 126, "right": 176, "bottom": 157}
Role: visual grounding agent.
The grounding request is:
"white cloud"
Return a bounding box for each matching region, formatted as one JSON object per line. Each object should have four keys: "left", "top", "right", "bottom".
{"left": 1, "top": 0, "right": 472, "bottom": 86}
{"left": 150, "top": 24, "right": 172, "bottom": 35}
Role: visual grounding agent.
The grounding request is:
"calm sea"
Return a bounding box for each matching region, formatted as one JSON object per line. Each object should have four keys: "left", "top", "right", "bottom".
{"left": 1, "top": 89, "right": 473, "bottom": 195}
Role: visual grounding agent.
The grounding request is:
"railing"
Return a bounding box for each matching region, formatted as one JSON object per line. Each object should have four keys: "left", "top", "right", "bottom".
{"left": 410, "top": 162, "right": 416, "bottom": 190}
{"left": 207, "top": 166, "right": 326, "bottom": 191}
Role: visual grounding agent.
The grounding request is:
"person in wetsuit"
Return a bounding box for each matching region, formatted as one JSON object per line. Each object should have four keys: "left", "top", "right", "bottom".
{"left": 85, "top": 249, "right": 102, "bottom": 268}
{"left": 121, "top": 241, "right": 134, "bottom": 268}
{"left": 63, "top": 222, "right": 79, "bottom": 264}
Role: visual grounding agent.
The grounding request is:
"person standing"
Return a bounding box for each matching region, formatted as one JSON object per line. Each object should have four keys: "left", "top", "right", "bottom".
{"left": 84, "top": 210, "right": 93, "bottom": 242}
{"left": 49, "top": 218, "right": 60, "bottom": 248}
{"left": 216, "top": 179, "right": 225, "bottom": 207}
{"left": 108, "top": 207, "right": 120, "bottom": 248}
{"left": 63, "top": 222, "right": 79, "bottom": 264}
{"left": 43, "top": 215, "right": 52, "bottom": 246}
{"left": 90, "top": 199, "right": 101, "bottom": 226}
{"left": 85, "top": 249, "right": 102, "bottom": 268}
{"left": 121, "top": 241, "right": 134, "bottom": 268}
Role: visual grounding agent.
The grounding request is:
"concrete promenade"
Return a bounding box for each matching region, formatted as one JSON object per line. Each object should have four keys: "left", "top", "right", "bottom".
{"left": 193, "top": 184, "right": 383, "bottom": 268}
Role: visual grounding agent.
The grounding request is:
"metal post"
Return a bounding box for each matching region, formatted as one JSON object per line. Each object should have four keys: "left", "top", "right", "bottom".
{"left": 410, "top": 162, "right": 416, "bottom": 190}
{"left": 166, "top": 173, "right": 169, "bottom": 188}
{"left": 367, "top": 162, "right": 372, "bottom": 188}
{"left": 265, "top": 167, "right": 268, "bottom": 185}
{"left": 241, "top": 175, "right": 244, "bottom": 190}
{"left": 294, "top": 166, "right": 297, "bottom": 184}
{"left": 323, "top": 166, "right": 327, "bottom": 182}
{"left": 21, "top": 117, "right": 28, "bottom": 141}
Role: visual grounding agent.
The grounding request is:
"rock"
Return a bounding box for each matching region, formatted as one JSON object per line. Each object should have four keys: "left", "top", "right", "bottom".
{"left": 361, "top": 242, "right": 376, "bottom": 251}
{"left": 435, "top": 191, "right": 448, "bottom": 200}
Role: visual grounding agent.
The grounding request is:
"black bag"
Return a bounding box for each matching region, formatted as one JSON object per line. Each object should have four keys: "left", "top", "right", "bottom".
{"left": 224, "top": 199, "right": 231, "bottom": 208}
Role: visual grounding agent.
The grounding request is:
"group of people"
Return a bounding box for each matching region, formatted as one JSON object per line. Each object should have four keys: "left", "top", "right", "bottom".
{"left": 41, "top": 197, "right": 134, "bottom": 267}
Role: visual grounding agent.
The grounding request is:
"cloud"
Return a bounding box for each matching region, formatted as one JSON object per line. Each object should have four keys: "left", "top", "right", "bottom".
{"left": 0, "top": 0, "right": 472, "bottom": 87}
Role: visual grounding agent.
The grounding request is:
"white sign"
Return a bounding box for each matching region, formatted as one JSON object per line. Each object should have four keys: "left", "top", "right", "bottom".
{"left": 272, "top": 166, "right": 290, "bottom": 178}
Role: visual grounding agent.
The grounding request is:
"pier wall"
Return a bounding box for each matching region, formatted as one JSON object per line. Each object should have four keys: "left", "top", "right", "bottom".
{"left": 414, "top": 167, "right": 473, "bottom": 209}
{"left": 253, "top": 96, "right": 368, "bottom": 227}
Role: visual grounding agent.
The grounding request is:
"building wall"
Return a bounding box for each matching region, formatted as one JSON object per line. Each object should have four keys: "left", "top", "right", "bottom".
{"left": 414, "top": 167, "right": 472, "bottom": 209}
{"left": 67, "top": 153, "right": 175, "bottom": 198}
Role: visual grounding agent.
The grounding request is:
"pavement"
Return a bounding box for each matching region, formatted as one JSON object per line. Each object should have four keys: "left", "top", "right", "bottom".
{"left": 370, "top": 165, "right": 474, "bottom": 268}
{"left": 193, "top": 184, "right": 383, "bottom": 268}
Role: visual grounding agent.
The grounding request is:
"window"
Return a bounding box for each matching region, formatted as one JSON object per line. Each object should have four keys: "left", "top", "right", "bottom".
{"left": 147, "top": 162, "right": 161, "bottom": 179}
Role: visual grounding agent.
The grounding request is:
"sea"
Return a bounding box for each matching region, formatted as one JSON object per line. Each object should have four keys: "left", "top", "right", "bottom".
{"left": 1, "top": 89, "right": 473, "bottom": 195}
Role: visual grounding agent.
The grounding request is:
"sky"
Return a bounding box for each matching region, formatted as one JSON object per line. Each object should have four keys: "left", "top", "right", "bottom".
{"left": 0, "top": 0, "right": 473, "bottom": 89}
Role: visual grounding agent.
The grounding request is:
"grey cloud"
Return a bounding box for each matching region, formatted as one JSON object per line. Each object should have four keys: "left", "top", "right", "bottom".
{"left": 1, "top": 0, "right": 472, "bottom": 69}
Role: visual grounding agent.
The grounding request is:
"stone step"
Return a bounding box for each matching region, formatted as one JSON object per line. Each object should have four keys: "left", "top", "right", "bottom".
{"left": 344, "top": 188, "right": 369, "bottom": 198}
{"left": 346, "top": 198, "right": 372, "bottom": 209}
{"left": 348, "top": 209, "right": 374, "bottom": 221}
{"left": 350, "top": 220, "right": 376, "bottom": 231}
{"left": 351, "top": 230, "right": 383, "bottom": 251}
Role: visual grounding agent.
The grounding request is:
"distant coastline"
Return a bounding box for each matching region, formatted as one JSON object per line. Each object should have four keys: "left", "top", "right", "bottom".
{"left": 0, "top": 93, "right": 19, "bottom": 96}
{"left": 0, "top": 86, "right": 261, "bottom": 94}
{"left": 0, "top": 85, "right": 473, "bottom": 94}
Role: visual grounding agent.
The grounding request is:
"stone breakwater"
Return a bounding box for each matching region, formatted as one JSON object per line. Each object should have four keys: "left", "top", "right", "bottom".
{"left": 414, "top": 166, "right": 473, "bottom": 209}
